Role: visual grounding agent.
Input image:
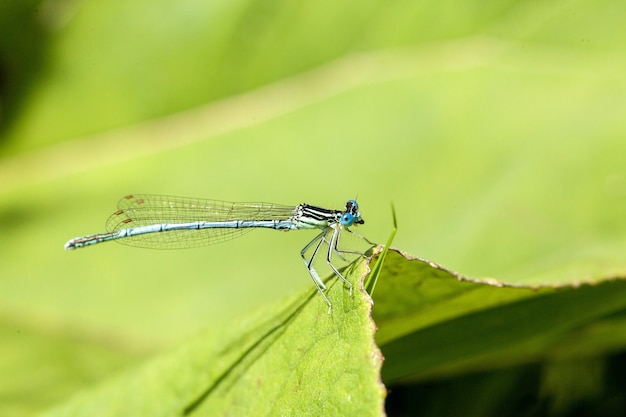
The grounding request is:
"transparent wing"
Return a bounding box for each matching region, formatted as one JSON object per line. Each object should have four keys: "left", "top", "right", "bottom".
{"left": 105, "top": 194, "right": 296, "bottom": 249}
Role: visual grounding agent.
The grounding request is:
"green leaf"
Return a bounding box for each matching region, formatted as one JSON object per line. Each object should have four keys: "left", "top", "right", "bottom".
{"left": 39, "top": 260, "right": 384, "bottom": 417}
{"left": 370, "top": 249, "right": 626, "bottom": 414}
{"left": 372, "top": 250, "right": 626, "bottom": 383}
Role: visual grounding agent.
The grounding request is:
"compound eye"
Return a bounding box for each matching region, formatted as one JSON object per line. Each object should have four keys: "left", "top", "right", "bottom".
{"left": 340, "top": 212, "right": 355, "bottom": 226}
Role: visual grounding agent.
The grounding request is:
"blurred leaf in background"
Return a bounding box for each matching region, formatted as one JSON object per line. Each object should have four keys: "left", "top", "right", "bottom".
{"left": 1, "top": 0, "right": 626, "bottom": 415}
{"left": 0, "top": 0, "right": 49, "bottom": 138}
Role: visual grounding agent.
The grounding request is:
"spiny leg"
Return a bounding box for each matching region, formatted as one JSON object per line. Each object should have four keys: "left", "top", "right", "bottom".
{"left": 343, "top": 227, "right": 377, "bottom": 246}
{"left": 321, "top": 226, "right": 364, "bottom": 262}
{"left": 333, "top": 227, "right": 374, "bottom": 259}
{"left": 326, "top": 226, "right": 353, "bottom": 296}
{"left": 301, "top": 230, "right": 332, "bottom": 311}
{"left": 321, "top": 232, "right": 350, "bottom": 262}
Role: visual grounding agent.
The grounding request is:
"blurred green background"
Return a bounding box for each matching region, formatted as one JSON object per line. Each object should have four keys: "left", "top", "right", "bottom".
{"left": 1, "top": 0, "right": 626, "bottom": 415}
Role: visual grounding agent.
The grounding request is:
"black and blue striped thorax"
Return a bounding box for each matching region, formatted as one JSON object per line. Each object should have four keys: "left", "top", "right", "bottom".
{"left": 293, "top": 200, "right": 364, "bottom": 230}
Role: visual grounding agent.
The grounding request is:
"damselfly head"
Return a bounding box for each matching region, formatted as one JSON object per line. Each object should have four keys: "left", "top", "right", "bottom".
{"left": 341, "top": 199, "right": 364, "bottom": 226}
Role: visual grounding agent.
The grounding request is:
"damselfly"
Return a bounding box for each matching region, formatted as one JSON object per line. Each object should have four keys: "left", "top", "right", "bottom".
{"left": 64, "top": 194, "right": 369, "bottom": 311}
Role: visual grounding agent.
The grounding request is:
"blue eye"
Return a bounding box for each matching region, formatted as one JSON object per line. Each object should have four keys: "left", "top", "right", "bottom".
{"left": 340, "top": 212, "right": 355, "bottom": 226}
